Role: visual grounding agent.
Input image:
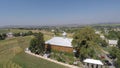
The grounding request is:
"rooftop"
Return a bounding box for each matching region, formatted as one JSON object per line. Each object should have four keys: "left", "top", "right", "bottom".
{"left": 108, "top": 40, "right": 118, "bottom": 45}
{"left": 83, "top": 59, "right": 103, "bottom": 65}
{"left": 45, "top": 37, "right": 73, "bottom": 47}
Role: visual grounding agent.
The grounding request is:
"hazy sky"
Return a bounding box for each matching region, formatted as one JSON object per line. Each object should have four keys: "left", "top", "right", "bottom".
{"left": 0, "top": 0, "right": 120, "bottom": 26}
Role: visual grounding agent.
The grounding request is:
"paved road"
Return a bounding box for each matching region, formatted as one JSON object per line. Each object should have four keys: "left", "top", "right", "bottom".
{"left": 109, "top": 66, "right": 115, "bottom": 68}
{"left": 105, "top": 56, "right": 115, "bottom": 68}
{"left": 102, "top": 50, "right": 115, "bottom": 68}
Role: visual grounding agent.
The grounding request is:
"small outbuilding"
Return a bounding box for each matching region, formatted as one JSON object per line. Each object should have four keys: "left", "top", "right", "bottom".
{"left": 83, "top": 59, "right": 104, "bottom": 68}
{"left": 6, "top": 32, "right": 13, "bottom": 38}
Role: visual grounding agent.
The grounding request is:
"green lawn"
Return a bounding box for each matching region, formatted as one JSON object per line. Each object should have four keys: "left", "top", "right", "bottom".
{"left": 0, "top": 29, "right": 9, "bottom": 33}
{"left": 12, "top": 52, "right": 67, "bottom": 68}
{"left": 0, "top": 29, "right": 28, "bottom": 33}
{"left": 0, "top": 36, "right": 67, "bottom": 68}
{"left": 44, "top": 35, "right": 52, "bottom": 41}
{"left": 10, "top": 29, "right": 29, "bottom": 33}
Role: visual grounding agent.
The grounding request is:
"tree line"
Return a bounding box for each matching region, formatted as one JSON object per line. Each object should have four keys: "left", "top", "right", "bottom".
{"left": 105, "top": 30, "right": 120, "bottom": 40}
{"left": 0, "top": 31, "right": 33, "bottom": 40}
{"left": 13, "top": 31, "right": 33, "bottom": 37}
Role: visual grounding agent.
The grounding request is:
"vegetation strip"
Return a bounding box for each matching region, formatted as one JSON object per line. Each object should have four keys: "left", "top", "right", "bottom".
{"left": 25, "top": 51, "right": 79, "bottom": 68}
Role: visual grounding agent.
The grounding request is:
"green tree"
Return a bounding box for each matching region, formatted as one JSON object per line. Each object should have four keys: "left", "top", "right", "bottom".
{"left": 117, "top": 37, "right": 120, "bottom": 49}
{"left": 106, "top": 30, "right": 120, "bottom": 40}
{"left": 72, "top": 27, "right": 102, "bottom": 60}
{"left": 29, "top": 32, "right": 45, "bottom": 55}
{"left": 14, "top": 32, "right": 20, "bottom": 37}
{"left": 109, "top": 47, "right": 118, "bottom": 59}
{"left": 1, "top": 33, "right": 7, "bottom": 40}
{"left": 29, "top": 38, "right": 38, "bottom": 53}
{"left": 109, "top": 47, "right": 120, "bottom": 67}
{"left": 0, "top": 33, "right": 7, "bottom": 40}
{"left": 116, "top": 55, "right": 120, "bottom": 68}
{"left": 112, "top": 48, "right": 120, "bottom": 67}
{"left": 101, "top": 40, "right": 108, "bottom": 47}
{"left": 27, "top": 31, "right": 33, "bottom": 35}
{"left": 0, "top": 34, "right": 2, "bottom": 40}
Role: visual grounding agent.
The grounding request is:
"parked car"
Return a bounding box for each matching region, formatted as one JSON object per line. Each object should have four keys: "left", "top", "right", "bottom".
{"left": 104, "top": 60, "right": 112, "bottom": 66}
{"left": 106, "top": 54, "right": 116, "bottom": 59}
{"left": 101, "top": 55, "right": 105, "bottom": 59}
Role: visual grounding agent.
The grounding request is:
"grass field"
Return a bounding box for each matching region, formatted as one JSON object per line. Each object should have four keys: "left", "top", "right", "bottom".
{"left": 0, "top": 36, "right": 67, "bottom": 68}
{"left": 0, "top": 29, "right": 9, "bottom": 33}
{"left": 0, "top": 29, "right": 29, "bottom": 33}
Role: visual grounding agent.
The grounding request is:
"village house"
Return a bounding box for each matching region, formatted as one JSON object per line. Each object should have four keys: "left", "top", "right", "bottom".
{"left": 95, "top": 30, "right": 101, "bottom": 34}
{"left": 45, "top": 32, "right": 73, "bottom": 53}
{"left": 100, "top": 35, "right": 105, "bottom": 40}
{"left": 108, "top": 40, "right": 118, "bottom": 47}
{"left": 6, "top": 32, "right": 14, "bottom": 38}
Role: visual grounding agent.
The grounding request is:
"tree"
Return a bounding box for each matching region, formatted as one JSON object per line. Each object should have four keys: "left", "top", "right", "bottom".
{"left": 115, "top": 57, "right": 120, "bottom": 68}
{"left": 117, "top": 37, "right": 120, "bottom": 49}
{"left": 0, "top": 34, "right": 2, "bottom": 40}
{"left": 1, "top": 33, "right": 7, "bottom": 40}
{"left": 14, "top": 32, "right": 20, "bottom": 37}
{"left": 111, "top": 47, "right": 120, "bottom": 68}
{"left": 101, "top": 40, "right": 108, "bottom": 47}
{"left": 109, "top": 47, "right": 118, "bottom": 59}
{"left": 0, "top": 33, "right": 7, "bottom": 40}
{"left": 72, "top": 27, "right": 102, "bottom": 60}
{"left": 26, "top": 31, "right": 33, "bottom": 35}
{"left": 46, "top": 44, "right": 51, "bottom": 53}
{"left": 109, "top": 47, "right": 120, "bottom": 67}
{"left": 29, "top": 38, "right": 38, "bottom": 53}
{"left": 116, "top": 55, "right": 120, "bottom": 68}
{"left": 29, "top": 32, "right": 45, "bottom": 55}
{"left": 106, "top": 30, "right": 120, "bottom": 40}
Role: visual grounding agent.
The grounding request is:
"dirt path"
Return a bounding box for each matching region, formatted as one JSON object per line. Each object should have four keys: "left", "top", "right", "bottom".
{"left": 25, "top": 51, "right": 80, "bottom": 68}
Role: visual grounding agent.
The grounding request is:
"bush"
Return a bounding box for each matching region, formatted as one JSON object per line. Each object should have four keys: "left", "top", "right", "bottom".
{"left": 0, "top": 33, "right": 7, "bottom": 40}
{"left": 26, "top": 31, "right": 33, "bottom": 35}
{"left": 14, "top": 33, "right": 20, "bottom": 37}
{"left": 56, "top": 56, "right": 65, "bottom": 63}
{"left": 69, "top": 61, "right": 73, "bottom": 65}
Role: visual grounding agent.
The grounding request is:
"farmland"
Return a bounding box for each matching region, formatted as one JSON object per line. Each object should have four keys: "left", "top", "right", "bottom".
{"left": 0, "top": 29, "right": 29, "bottom": 33}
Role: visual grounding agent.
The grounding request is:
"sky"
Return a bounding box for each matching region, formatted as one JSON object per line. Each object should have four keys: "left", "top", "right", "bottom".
{"left": 0, "top": 0, "right": 120, "bottom": 26}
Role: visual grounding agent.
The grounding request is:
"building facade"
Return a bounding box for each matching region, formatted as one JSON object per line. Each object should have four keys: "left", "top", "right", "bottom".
{"left": 45, "top": 44, "right": 73, "bottom": 53}
{"left": 45, "top": 37, "right": 73, "bottom": 53}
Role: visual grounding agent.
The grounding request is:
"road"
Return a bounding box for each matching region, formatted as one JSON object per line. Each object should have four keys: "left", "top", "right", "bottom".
{"left": 102, "top": 49, "right": 115, "bottom": 68}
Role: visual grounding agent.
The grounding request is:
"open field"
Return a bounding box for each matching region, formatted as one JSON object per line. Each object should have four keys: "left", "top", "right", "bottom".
{"left": 0, "top": 29, "right": 9, "bottom": 33}
{"left": 0, "top": 36, "right": 67, "bottom": 68}
{"left": 0, "top": 28, "right": 73, "bottom": 38}
{"left": 0, "top": 29, "right": 29, "bottom": 33}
